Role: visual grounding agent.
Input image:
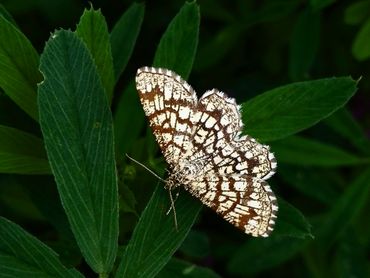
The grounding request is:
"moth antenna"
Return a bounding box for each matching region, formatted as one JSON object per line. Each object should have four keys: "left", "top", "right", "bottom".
{"left": 125, "top": 154, "right": 166, "bottom": 183}
{"left": 167, "top": 188, "right": 178, "bottom": 231}
{"left": 126, "top": 154, "right": 180, "bottom": 231}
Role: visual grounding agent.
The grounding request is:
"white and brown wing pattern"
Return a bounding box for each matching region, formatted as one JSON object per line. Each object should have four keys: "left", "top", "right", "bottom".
{"left": 136, "top": 67, "right": 197, "bottom": 166}
{"left": 135, "top": 67, "right": 278, "bottom": 237}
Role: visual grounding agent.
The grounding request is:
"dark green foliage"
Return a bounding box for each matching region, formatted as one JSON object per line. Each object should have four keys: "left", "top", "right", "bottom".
{"left": 0, "top": 1, "right": 369, "bottom": 277}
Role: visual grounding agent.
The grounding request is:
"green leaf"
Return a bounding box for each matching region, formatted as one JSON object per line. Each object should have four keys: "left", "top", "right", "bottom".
{"left": 324, "top": 108, "right": 370, "bottom": 155}
{"left": 110, "top": 2, "right": 144, "bottom": 80}
{"left": 278, "top": 165, "right": 339, "bottom": 205}
{"left": 115, "top": 2, "right": 201, "bottom": 277}
{"left": 38, "top": 30, "right": 118, "bottom": 274}
{"left": 289, "top": 8, "right": 320, "bottom": 81}
{"left": 195, "top": 25, "right": 242, "bottom": 71}
{"left": 0, "top": 217, "right": 83, "bottom": 278}
{"left": 271, "top": 135, "right": 367, "bottom": 166}
{"left": 352, "top": 18, "right": 370, "bottom": 61}
{"left": 76, "top": 8, "right": 115, "bottom": 102}
{"left": 0, "top": 4, "right": 17, "bottom": 26}
{"left": 0, "top": 125, "right": 50, "bottom": 174}
{"left": 157, "top": 258, "right": 222, "bottom": 278}
{"left": 153, "top": 1, "right": 200, "bottom": 79}
{"left": 0, "top": 14, "right": 41, "bottom": 120}
{"left": 344, "top": 1, "right": 370, "bottom": 25}
{"left": 24, "top": 176, "right": 76, "bottom": 241}
{"left": 114, "top": 82, "right": 145, "bottom": 155}
{"left": 310, "top": 0, "right": 336, "bottom": 11}
{"left": 0, "top": 176, "right": 44, "bottom": 221}
{"left": 242, "top": 77, "right": 358, "bottom": 141}
{"left": 317, "top": 168, "right": 370, "bottom": 245}
{"left": 242, "top": 1, "right": 301, "bottom": 24}
{"left": 334, "top": 231, "right": 368, "bottom": 277}
{"left": 115, "top": 186, "right": 201, "bottom": 278}
{"left": 179, "top": 230, "right": 209, "bottom": 259}
{"left": 228, "top": 235, "right": 309, "bottom": 275}
{"left": 273, "top": 197, "right": 313, "bottom": 239}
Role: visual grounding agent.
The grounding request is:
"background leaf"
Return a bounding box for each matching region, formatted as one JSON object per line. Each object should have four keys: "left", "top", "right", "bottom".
{"left": 352, "top": 18, "right": 370, "bottom": 61}
{"left": 153, "top": 1, "right": 200, "bottom": 79}
{"left": 0, "top": 14, "right": 41, "bottom": 120}
{"left": 114, "top": 82, "right": 145, "bottom": 155}
{"left": 38, "top": 30, "right": 118, "bottom": 274}
{"left": 242, "top": 77, "right": 358, "bottom": 141}
{"left": 0, "top": 125, "right": 50, "bottom": 174}
{"left": 289, "top": 8, "right": 320, "bottom": 81}
{"left": 271, "top": 135, "right": 368, "bottom": 166}
{"left": 111, "top": 3, "right": 145, "bottom": 155}
{"left": 0, "top": 217, "right": 83, "bottom": 278}
{"left": 110, "top": 2, "right": 144, "bottom": 80}
{"left": 344, "top": 1, "right": 370, "bottom": 25}
{"left": 278, "top": 165, "right": 340, "bottom": 206}
{"left": 0, "top": 4, "right": 17, "bottom": 26}
{"left": 227, "top": 235, "right": 310, "bottom": 275}
{"left": 316, "top": 168, "right": 370, "bottom": 245}
{"left": 76, "top": 8, "right": 115, "bottom": 101}
{"left": 324, "top": 108, "right": 370, "bottom": 154}
{"left": 273, "top": 197, "right": 313, "bottom": 239}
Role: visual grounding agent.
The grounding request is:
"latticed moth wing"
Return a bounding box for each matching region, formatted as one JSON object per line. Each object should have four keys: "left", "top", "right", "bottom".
{"left": 136, "top": 67, "right": 198, "bottom": 167}
{"left": 136, "top": 66, "right": 278, "bottom": 237}
{"left": 186, "top": 174, "right": 278, "bottom": 237}
{"left": 189, "top": 90, "right": 276, "bottom": 180}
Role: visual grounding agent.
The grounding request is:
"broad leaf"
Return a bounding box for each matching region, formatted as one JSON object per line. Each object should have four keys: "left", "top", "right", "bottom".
{"left": 76, "top": 8, "right": 115, "bottom": 101}
{"left": 38, "top": 30, "right": 118, "bottom": 274}
{"left": 0, "top": 217, "right": 83, "bottom": 278}
{"left": 0, "top": 125, "right": 50, "bottom": 174}
{"left": 242, "top": 77, "right": 357, "bottom": 141}
{"left": 110, "top": 2, "right": 144, "bottom": 80}
{"left": 271, "top": 135, "right": 367, "bottom": 166}
{"left": 116, "top": 186, "right": 201, "bottom": 278}
{"left": 352, "top": 18, "right": 370, "bottom": 61}
{"left": 153, "top": 1, "right": 200, "bottom": 79}
{"left": 0, "top": 14, "right": 41, "bottom": 120}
